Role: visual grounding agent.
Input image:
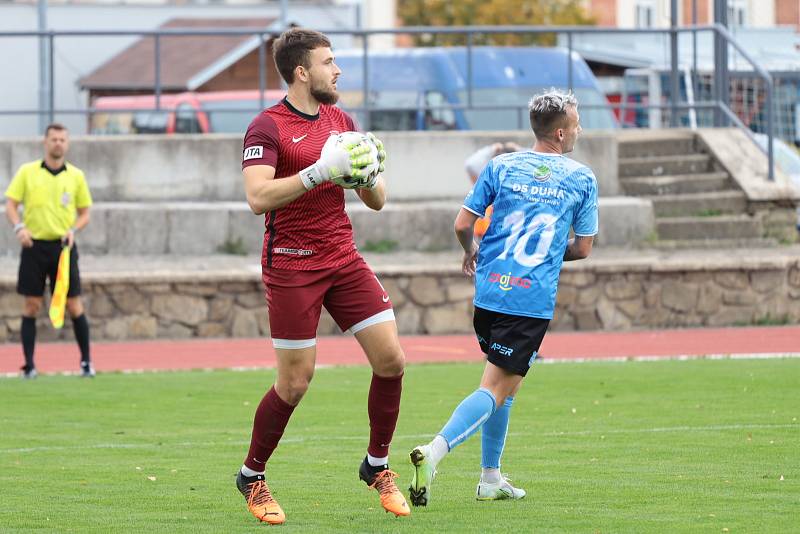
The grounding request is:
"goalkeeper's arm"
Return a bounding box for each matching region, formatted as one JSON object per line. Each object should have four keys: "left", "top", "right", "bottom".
{"left": 243, "top": 135, "right": 374, "bottom": 214}
{"left": 354, "top": 132, "right": 387, "bottom": 211}
{"left": 243, "top": 165, "right": 309, "bottom": 215}
{"left": 355, "top": 177, "right": 386, "bottom": 211}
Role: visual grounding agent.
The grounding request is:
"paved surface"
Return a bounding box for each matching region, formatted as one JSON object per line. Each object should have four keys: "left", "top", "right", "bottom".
{"left": 2, "top": 326, "right": 799, "bottom": 376}
{"left": 3, "top": 246, "right": 799, "bottom": 376}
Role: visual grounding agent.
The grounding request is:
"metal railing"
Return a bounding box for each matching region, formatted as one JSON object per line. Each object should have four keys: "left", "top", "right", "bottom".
{"left": 0, "top": 23, "right": 777, "bottom": 180}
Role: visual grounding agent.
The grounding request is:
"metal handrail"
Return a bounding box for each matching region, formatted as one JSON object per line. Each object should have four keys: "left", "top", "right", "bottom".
{"left": 711, "top": 23, "right": 775, "bottom": 181}
{"left": 1, "top": 23, "right": 775, "bottom": 180}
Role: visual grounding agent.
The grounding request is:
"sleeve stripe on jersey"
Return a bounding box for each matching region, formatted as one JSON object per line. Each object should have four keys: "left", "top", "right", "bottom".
{"left": 462, "top": 205, "right": 485, "bottom": 217}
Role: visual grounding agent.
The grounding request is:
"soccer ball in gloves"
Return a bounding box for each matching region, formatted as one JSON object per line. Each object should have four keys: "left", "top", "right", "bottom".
{"left": 326, "top": 131, "right": 381, "bottom": 189}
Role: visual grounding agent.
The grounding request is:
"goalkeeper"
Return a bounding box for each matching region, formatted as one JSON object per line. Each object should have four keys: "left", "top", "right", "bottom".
{"left": 236, "top": 27, "right": 409, "bottom": 524}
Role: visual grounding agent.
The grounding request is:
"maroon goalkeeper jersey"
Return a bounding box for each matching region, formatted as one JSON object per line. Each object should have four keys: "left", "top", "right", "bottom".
{"left": 242, "top": 97, "right": 360, "bottom": 270}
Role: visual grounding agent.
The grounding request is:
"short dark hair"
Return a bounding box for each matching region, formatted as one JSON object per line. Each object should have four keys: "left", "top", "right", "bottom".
{"left": 45, "top": 123, "right": 68, "bottom": 136}
{"left": 528, "top": 89, "right": 578, "bottom": 139}
{"left": 273, "top": 28, "right": 332, "bottom": 84}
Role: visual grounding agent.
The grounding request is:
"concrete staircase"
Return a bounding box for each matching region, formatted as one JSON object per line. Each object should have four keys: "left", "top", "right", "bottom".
{"left": 618, "top": 133, "right": 775, "bottom": 248}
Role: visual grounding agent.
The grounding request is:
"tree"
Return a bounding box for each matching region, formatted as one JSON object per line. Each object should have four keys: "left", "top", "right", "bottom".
{"left": 397, "top": 0, "right": 596, "bottom": 46}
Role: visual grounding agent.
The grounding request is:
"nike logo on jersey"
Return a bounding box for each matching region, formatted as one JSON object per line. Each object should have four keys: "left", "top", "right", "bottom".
{"left": 292, "top": 134, "right": 308, "bottom": 143}
{"left": 382, "top": 294, "right": 390, "bottom": 303}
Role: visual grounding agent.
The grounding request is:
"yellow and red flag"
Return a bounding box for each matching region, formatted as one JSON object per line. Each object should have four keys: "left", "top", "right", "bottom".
{"left": 49, "top": 246, "right": 70, "bottom": 329}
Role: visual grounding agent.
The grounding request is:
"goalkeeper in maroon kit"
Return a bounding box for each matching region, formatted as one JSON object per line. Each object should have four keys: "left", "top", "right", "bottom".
{"left": 235, "top": 27, "right": 410, "bottom": 524}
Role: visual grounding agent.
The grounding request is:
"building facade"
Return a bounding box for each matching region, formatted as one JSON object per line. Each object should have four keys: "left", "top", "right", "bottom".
{"left": 587, "top": 0, "right": 800, "bottom": 29}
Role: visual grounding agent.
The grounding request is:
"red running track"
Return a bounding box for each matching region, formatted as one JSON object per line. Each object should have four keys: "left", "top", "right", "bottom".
{"left": 1, "top": 326, "right": 798, "bottom": 375}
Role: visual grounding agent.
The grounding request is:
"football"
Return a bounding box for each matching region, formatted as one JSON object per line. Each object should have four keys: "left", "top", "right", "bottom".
{"left": 332, "top": 131, "right": 380, "bottom": 188}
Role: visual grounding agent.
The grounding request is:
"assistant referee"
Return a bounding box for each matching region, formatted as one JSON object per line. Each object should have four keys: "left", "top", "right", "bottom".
{"left": 4, "top": 123, "right": 94, "bottom": 378}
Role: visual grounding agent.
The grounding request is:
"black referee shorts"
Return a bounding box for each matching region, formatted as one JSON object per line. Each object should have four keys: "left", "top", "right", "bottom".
{"left": 473, "top": 306, "right": 549, "bottom": 377}
{"left": 17, "top": 240, "right": 81, "bottom": 298}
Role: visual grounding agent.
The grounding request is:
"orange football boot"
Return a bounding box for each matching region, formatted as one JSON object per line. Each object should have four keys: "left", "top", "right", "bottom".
{"left": 367, "top": 469, "right": 411, "bottom": 517}
{"left": 236, "top": 471, "right": 286, "bottom": 524}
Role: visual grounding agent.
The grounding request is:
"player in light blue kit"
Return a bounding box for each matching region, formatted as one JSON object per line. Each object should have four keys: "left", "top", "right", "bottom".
{"left": 408, "top": 89, "right": 598, "bottom": 506}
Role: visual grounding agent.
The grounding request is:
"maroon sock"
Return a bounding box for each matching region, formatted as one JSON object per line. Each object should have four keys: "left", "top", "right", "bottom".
{"left": 367, "top": 372, "right": 404, "bottom": 459}
{"left": 244, "top": 386, "right": 296, "bottom": 472}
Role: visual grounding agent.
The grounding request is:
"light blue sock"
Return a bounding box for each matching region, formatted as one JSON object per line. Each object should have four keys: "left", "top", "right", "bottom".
{"left": 481, "top": 396, "right": 514, "bottom": 469}
{"left": 439, "top": 388, "right": 497, "bottom": 451}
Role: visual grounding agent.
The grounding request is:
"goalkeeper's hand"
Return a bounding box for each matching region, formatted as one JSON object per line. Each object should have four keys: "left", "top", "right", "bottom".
{"left": 350, "top": 132, "right": 386, "bottom": 190}
{"left": 298, "top": 133, "right": 375, "bottom": 190}
{"left": 366, "top": 132, "right": 386, "bottom": 175}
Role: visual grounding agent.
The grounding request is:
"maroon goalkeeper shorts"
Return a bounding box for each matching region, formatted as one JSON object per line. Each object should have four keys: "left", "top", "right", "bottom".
{"left": 262, "top": 256, "right": 394, "bottom": 348}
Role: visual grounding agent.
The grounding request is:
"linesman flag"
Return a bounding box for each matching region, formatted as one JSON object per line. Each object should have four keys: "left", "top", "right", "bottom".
{"left": 49, "top": 246, "right": 70, "bottom": 329}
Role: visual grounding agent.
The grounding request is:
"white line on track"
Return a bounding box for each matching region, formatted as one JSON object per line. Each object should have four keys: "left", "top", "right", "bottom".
{"left": 1, "top": 423, "right": 796, "bottom": 455}
{"left": 2, "top": 352, "right": 800, "bottom": 379}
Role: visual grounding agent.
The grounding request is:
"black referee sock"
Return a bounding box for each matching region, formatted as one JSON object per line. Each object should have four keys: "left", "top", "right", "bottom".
{"left": 21, "top": 316, "right": 36, "bottom": 371}
{"left": 72, "top": 314, "right": 91, "bottom": 363}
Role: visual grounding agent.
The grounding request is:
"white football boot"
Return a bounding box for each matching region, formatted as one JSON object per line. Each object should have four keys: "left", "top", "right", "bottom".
{"left": 476, "top": 475, "right": 526, "bottom": 500}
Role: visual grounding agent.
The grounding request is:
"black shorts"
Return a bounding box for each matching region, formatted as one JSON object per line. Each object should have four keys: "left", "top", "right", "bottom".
{"left": 17, "top": 240, "right": 82, "bottom": 298}
{"left": 473, "top": 306, "right": 549, "bottom": 377}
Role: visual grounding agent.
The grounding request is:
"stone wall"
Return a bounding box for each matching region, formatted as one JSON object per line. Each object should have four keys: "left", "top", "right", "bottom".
{"left": 2, "top": 256, "right": 799, "bottom": 342}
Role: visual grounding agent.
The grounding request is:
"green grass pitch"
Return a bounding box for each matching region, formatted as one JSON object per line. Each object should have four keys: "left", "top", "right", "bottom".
{"left": 1, "top": 359, "right": 798, "bottom": 533}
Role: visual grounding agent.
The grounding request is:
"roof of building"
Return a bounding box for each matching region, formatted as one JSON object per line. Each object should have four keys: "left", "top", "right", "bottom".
{"left": 557, "top": 27, "right": 800, "bottom": 72}
{"left": 79, "top": 18, "right": 279, "bottom": 91}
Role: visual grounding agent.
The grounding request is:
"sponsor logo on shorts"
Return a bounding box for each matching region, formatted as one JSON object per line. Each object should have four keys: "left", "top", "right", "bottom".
{"left": 273, "top": 247, "right": 313, "bottom": 256}
{"left": 528, "top": 351, "right": 538, "bottom": 367}
{"left": 243, "top": 145, "right": 263, "bottom": 160}
{"left": 381, "top": 294, "right": 390, "bottom": 303}
{"left": 489, "top": 272, "right": 531, "bottom": 291}
{"left": 490, "top": 342, "right": 514, "bottom": 356}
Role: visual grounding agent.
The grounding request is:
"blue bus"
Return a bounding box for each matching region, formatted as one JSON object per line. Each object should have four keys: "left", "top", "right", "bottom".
{"left": 334, "top": 46, "right": 618, "bottom": 131}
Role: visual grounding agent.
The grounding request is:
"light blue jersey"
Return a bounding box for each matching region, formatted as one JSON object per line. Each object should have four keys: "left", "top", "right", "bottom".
{"left": 463, "top": 150, "right": 598, "bottom": 319}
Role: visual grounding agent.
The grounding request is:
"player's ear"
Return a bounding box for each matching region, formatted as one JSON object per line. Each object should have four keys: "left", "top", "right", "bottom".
{"left": 295, "top": 65, "right": 308, "bottom": 83}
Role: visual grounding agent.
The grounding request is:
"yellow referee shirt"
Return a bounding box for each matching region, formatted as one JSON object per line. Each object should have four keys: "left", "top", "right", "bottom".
{"left": 5, "top": 160, "right": 93, "bottom": 240}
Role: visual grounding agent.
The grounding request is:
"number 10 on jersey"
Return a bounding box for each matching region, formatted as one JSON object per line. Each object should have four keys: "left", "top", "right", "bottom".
{"left": 497, "top": 210, "right": 557, "bottom": 268}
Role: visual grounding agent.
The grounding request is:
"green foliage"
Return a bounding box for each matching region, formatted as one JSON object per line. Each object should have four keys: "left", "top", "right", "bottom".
{"left": 1, "top": 359, "right": 798, "bottom": 532}
{"left": 694, "top": 208, "right": 724, "bottom": 217}
{"left": 216, "top": 237, "right": 249, "bottom": 256}
{"left": 643, "top": 229, "right": 660, "bottom": 244}
{"left": 361, "top": 239, "right": 399, "bottom": 253}
{"left": 751, "top": 313, "right": 792, "bottom": 326}
{"left": 398, "top": 0, "right": 596, "bottom": 46}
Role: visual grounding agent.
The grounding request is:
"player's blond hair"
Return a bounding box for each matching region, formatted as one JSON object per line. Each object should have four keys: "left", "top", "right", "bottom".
{"left": 528, "top": 89, "right": 578, "bottom": 139}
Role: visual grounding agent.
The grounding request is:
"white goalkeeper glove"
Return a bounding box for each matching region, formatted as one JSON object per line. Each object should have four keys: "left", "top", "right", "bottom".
{"left": 349, "top": 132, "right": 386, "bottom": 190}
{"left": 298, "top": 133, "right": 375, "bottom": 190}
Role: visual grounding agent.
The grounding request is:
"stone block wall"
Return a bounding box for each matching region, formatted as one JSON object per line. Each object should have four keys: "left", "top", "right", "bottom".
{"left": 1, "top": 257, "right": 799, "bottom": 342}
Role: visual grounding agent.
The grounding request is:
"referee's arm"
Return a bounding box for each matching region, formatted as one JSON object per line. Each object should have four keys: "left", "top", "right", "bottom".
{"left": 73, "top": 206, "right": 90, "bottom": 232}
{"left": 5, "top": 197, "right": 33, "bottom": 248}
{"left": 66, "top": 206, "right": 91, "bottom": 247}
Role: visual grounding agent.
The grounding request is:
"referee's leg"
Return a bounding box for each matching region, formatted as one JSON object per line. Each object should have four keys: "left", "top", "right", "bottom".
{"left": 63, "top": 244, "right": 93, "bottom": 376}
{"left": 17, "top": 242, "right": 47, "bottom": 378}
{"left": 66, "top": 297, "right": 92, "bottom": 376}
{"left": 20, "top": 297, "right": 43, "bottom": 376}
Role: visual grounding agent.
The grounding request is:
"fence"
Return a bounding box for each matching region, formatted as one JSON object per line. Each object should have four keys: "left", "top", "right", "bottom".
{"left": 0, "top": 23, "right": 778, "bottom": 180}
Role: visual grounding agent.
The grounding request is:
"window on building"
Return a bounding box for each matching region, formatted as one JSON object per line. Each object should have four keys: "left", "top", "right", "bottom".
{"left": 635, "top": 1, "right": 655, "bottom": 28}
{"left": 727, "top": 0, "right": 747, "bottom": 27}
